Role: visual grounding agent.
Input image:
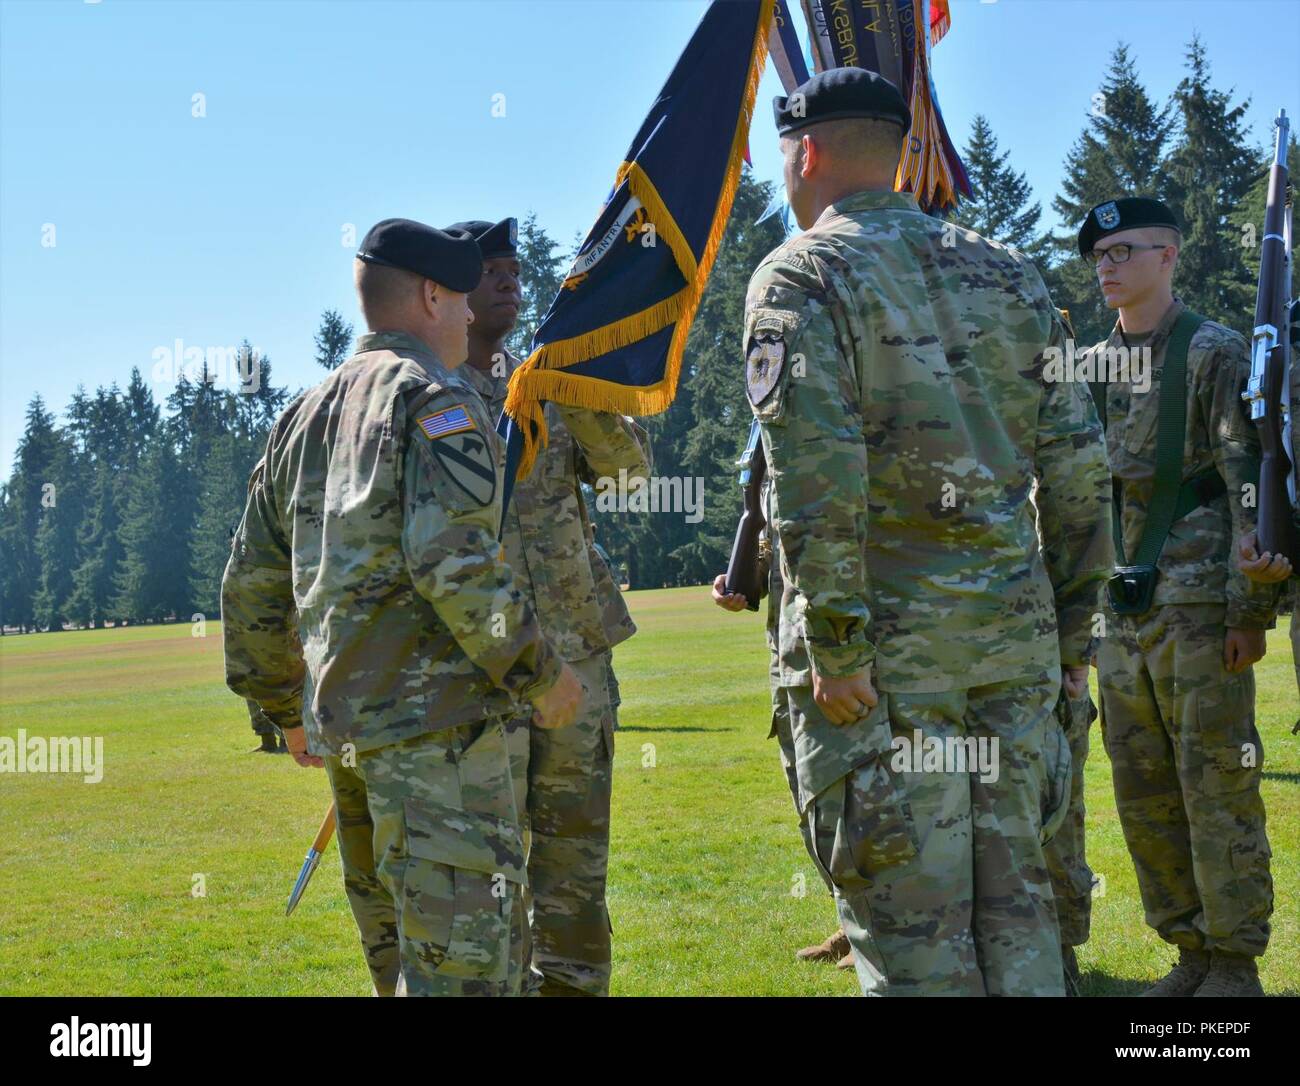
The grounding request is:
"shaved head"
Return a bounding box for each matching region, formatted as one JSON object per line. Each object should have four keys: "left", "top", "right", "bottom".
{"left": 780, "top": 117, "right": 905, "bottom": 229}
{"left": 354, "top": 258, "right": 425, "bottom": 329}
{"left": 799, "top": 117, "right": 905, "bottom": 170}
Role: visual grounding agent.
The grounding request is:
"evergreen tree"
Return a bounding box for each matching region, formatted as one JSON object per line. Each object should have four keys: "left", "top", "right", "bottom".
{"left": 1051, "top": 43, "right": 1173, "bottom": 344}
{"left": 508, "top": 212, "right": 568, "bottom": 359}
{"left": 0, "top": 483, "right": 13, "bottom": 634}
{"left": 33, "top": 432, "right": 86, "bottom": 630}
{"left": 122, "top": 367, "right": 159, "bottom": 469}
{"left": 189, "top": 432, "right": 249, "bottom": 615}
{"left": 1162, "top": 36, "right": 1259, "bottom": 330}
{"left": 1, "top": 397, "right": 59, "bottom": 632}
{"left": 953, "top": 115, "right": 1047, "bottom": 259}
{"left": 67, "top": 458, "right": 124, "bottom": 629}
{"left": 114, "top": 435, "right": 192, "bottom": 623}
{"left": 314, "top": 310, "right": 354, "bottom": 371}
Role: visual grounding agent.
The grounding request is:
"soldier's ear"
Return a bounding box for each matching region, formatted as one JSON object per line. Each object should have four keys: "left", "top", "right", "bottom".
{"left": 801, "top": 133, "right": 818, "bottom": 177}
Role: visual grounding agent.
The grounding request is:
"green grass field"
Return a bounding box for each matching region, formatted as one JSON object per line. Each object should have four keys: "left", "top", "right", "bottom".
{"left": 0, "top": 588, "right": 1296, "bottom": 996}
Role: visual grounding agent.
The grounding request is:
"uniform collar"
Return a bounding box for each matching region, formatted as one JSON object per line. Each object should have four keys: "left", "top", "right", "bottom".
{"left": 1107, "top": 298, "right": 1184, "bottom": 352}
{"left": 823, "top": 189, "right": 922, "bottom": 220}
{"left": 459, "top": 361, "right": 497, "bottom": 397}
{"left": 355, "top": 330, "right": 441, "bottom": 361}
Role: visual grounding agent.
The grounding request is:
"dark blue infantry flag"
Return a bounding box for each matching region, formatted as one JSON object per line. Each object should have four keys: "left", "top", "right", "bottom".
{"left": 499, "top": 0, "right": 775, "bottom": 491}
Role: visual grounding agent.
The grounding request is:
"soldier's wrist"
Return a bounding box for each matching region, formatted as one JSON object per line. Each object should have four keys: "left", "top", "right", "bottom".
{"left": 520, "top": 646, "right": 564, "bottom": 703}
{"left": 804, "top": 638, "right": 875, "bottom": 679}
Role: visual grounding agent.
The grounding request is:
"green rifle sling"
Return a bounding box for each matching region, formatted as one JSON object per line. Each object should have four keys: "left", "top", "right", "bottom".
{"left": 1090, "top": 309, "right": 1213, "bottom": 566}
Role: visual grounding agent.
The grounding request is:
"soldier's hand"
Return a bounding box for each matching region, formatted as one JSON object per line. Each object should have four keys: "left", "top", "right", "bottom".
{"left": 282, "top": 726, "right": 324, "bottom": 769}
{"left": 531, "top": 663, "right": 583, "bottom": 730}
{"left": 1062, "top": 665, "right": 1090, "bottom": 700}
{"left": 1223, "top": 627, "right": 1267, "bottom": 673}
{"left": 1237, "top": 530, "right": 1293, "bottom": 583}
{"left": 812, "top": 668, "right": 879, "bottom": 726}
{"left": 711, "top": 574, "right": 749, "bottom": 612}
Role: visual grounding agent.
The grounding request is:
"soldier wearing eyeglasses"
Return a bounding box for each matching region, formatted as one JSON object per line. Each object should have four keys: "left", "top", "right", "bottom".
{"left": 1079, "top": 196, "right": 1277, "bottom": 997}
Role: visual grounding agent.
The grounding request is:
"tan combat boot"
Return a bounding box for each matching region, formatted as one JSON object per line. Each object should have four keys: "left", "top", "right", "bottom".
{"left": 1141, "top": 948, "right": 1210, "bottom": 996}
{"left": 836, "top": 950, "right": 854, "bottom": 970}
{"left": 1193, "top": 951, "right": 1264, "bottom": 997}
{"left": 795, "top": 929, "right": 850, "bottom": 964}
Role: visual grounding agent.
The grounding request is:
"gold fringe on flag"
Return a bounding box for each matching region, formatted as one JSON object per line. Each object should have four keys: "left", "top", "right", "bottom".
{"left": 894, "top": 0, "right": 958, "bottom": 212}
{"left": 504, "top": 0, "right": 774, "bottom": 479}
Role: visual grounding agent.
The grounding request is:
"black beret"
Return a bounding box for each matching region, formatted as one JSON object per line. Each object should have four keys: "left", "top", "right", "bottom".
{"left": 356, "top": 218, "right": 482, "bottom": 293}
{"left": 773, "top": 67, "right": 911, "bottom": 137}
{"left": 446, "top": 217, "right": 518, "bottom": 260}
{"left": 1077, "top": 197, "right": 1180, "bottom": 256}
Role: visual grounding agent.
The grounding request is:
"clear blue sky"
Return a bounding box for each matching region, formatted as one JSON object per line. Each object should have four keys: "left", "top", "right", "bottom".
{"left": 3, "top": 0, "right": 1298, "bottom": 475}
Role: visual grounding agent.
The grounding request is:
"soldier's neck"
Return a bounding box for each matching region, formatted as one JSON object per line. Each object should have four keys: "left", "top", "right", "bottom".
{"left": 1117, "top": 287, "right": 1175, "bottom": 337}
{"left": 807, "top": 175, "right": 895, "bottom": 224}
{"left": 466, "top": 333, "right": 509, "bottom": 374}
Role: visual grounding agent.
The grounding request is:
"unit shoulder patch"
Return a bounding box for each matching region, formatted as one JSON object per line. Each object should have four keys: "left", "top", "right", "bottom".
{"left": 746, "top": 326, "right": 787, "bottom": 407}
{"left": 425, "top": 427, "right": 497, "bottom": 507}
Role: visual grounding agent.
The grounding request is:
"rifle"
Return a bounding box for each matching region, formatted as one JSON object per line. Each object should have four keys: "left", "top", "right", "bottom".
{"left": 1243, "top": 108, "right": 1299, "bottom": 564}
{"left": 723, "top": 418, "right": 767, "bottom": 611}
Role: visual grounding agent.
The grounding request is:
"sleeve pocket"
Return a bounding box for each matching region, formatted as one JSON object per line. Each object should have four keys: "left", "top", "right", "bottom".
{"left": 403, "top": 799, "right": 526, "bottom": 982}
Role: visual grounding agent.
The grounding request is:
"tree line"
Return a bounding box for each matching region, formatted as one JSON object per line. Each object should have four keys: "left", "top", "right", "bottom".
{"left": 2, "top": 37, "right": 1293, "bottom": 630}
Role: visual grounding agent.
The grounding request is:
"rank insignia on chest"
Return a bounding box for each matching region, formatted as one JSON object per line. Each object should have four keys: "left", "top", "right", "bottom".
{"left": 417, "top": 405, "right": 476, "bottom": 441}
{"left": 746, "top": 330, "right": 786, "bottom": 406}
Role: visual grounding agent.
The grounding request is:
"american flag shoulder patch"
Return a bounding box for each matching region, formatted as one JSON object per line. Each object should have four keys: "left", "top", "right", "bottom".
{"left": 416, "top": 405, "right": 476, "bottom": 441}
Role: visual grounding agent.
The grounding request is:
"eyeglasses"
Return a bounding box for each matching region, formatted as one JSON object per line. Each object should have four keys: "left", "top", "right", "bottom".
{"left": 1085, "top": 242, "right": 1168, "bottom": 266}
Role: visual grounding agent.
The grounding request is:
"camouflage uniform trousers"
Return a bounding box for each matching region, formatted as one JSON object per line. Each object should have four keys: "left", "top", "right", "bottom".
{"left": 1042, "top": 692, "right": 1098, "bottom": 947}
{"left": 1097, "top": 602, "right": 1273, "bottom": 957}
{"left": 786, "top": 668, "right": 1069, "bottom": 996}
{"left": 248, "top": 702, "right": 278, "bottom": 738}
{"left": 322, "top": 718, "right": 527, "bottom": 997}
{"left": 505, "top": 651, "right": 616, "bottom": 996}
{"left": 768, "top": 650, "right": 836, "bottom": 901}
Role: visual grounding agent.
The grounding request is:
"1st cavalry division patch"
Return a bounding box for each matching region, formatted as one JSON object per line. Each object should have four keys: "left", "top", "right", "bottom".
{"left": 416, "top": 405, "right": 497, "bottom": 507}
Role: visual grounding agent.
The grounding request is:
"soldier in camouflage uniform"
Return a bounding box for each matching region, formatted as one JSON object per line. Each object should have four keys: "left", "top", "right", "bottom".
{"left": 1078, "top": 197, "right": 1276, "bottom": 998}
{"left": 746, "top": 69, "right": 1113, "bottom": 996}
{"left": 246, "top": 700, "right": 286, "bottom": 753}
{"left": 713, "top": 485, "right": 851, "bottom": 971}
{"left": 221, "top": 218, "right": 582, "bottom": 997}
{"left": 450, "top": 217, "right": 651, "bottom": 996}
{"left": 1040, "top": 686, "right": 1097, "bottom": 994}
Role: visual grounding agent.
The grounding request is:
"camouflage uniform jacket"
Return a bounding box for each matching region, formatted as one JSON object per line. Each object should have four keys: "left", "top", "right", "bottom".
{"left": 459, "top": 352, "right": 650, "bottom": 662}
{"left": 1087, "top": 300, "right": 1276, "bottom": 627}
{"left": 221, "top": 331, "right": 562, "bottom": 756}
{"left": 745, "top": 189, "right": 1114, "bottom": 694}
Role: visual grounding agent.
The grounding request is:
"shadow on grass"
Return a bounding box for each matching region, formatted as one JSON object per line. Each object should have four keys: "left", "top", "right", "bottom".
{"left": 1079, "top": 972, "right": 1152, "bottom": 997}
{"left": 1080, "top": 973, "right": 1298, "bottom": 997}
{"left": 616, "top": 726, "right": 735, "bottom": 733}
